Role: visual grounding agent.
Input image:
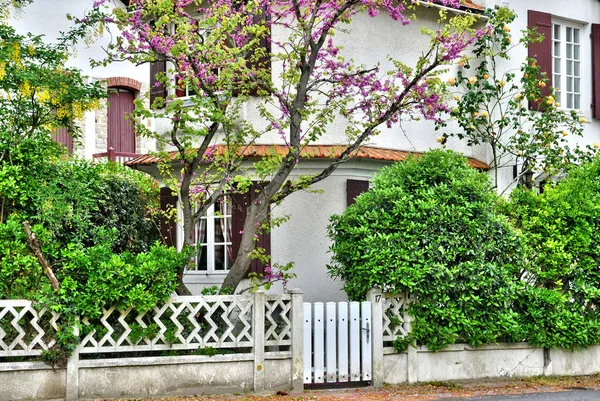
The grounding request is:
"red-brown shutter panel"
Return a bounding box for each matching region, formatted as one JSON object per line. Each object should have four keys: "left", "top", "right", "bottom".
{"left": 107, "top": 89, "right": 135, "bottom": 153}
{"left": 592, "top": 24, "right": 600, "bottom": 119}
{"left": 149, "top": 60, "right": 167, "bottom": 108}
{"left": 527, "top": 10, "right": 552, "bottom": 110}
{"left": 347, "top": 179, "right": 369, "bottom": 207}
{"left": 51, "top": 127, "right": 73, "bottom": 154}
{"left": 159, "top": 187, "right": 178, "bottom": 247}
{"left": 247, "top": 5, "right": 271, "bottom": 97}
{"left": 231, "top": 182, "right": 270, "bottom": 276}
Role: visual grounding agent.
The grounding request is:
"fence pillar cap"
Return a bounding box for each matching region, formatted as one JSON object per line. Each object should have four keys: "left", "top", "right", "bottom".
{"left": 287, "top": 288, "right": 303, "bottom": 294}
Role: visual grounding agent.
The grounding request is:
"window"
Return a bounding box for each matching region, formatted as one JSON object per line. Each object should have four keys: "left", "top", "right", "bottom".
{"left": 552, "top": 22, "right": 582, "bottom": 109}
{"left": 193, "top": 199, "right": 233, "bottom": 273}
{"left": 170, "top": 182, "right": 271, "bottom": 283}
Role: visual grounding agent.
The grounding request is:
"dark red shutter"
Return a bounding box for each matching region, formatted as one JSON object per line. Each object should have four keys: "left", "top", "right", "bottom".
{"left": 347, "top": 179, "right": 369, "bottom": 206}
{"left": 149, "top": 60, "right": 167, "bottom": 108}
{"left": 107, "top": 89, "right": 136, "bottom": 153}
{"left": 51, "top": 127, "right": 73, "bottom": 154}
{"left": 593, "top": 24, "right": 600, "bottom": 119}
{"left": 231, "top": 182, "right": 270, "bottom": 275}
{"left": 528, "top": 10, "right": 552, "bottom": 110}
{"left": 159, "top": 187, "right": 178, "bottom": 247}
{"left": 246, "top": 5, "right": 271, "bottom": 97}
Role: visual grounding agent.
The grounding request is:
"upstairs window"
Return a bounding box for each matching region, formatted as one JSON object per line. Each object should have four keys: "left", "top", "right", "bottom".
{"left": 552, "top": 22, "right": 582, "bottom": 109}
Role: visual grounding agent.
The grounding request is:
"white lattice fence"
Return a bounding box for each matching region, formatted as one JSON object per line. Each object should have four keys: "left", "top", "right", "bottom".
{"left": 79, "top": 295, "right": 255, "bottom": 354}
{"left": 0, "top": 300, "right": 60, "bottom": 357}
{"left": 382, "top": 293, "right": 410, "bottom": 352}
{"left": 264, "top": 294, "right": 292, "bottom": 348}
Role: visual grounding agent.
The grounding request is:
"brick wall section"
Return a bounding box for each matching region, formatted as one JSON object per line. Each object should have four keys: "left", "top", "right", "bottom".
{"left": 106, "top": 76, "right": 142, "bottom": 91}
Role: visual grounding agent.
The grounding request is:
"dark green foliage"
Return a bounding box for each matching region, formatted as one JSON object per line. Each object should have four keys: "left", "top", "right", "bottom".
{"left": 504, "top": 158, "right": 600, "bottom": 348}
{"left": 328, "top": 150, "right": 526, "bottom": 350}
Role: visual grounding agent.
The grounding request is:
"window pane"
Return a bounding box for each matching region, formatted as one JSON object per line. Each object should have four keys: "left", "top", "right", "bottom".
{"left": 214, "top": 245, "right": 227, "bottom": 270}
{"left": 574, "top": 61, "right": 580, "bottom": 77}
{"left": 554, "top": 58, "right": 561, "bottom": 73}
{"left": 197, "top": 218, "right": 207, "bottom": 245}
{"left": 574, "top": 78, "right": 580, "bottom": 93}
{"left": 554, "top": 24, "right": 561, "bottom": 40}
{"left": 555, "top": 90, "right": 561, "bottom": 103}
{"left": 567, "top": 93, "right": 573, "bottom": 108}
{"left": 574, "top": 28, "right": 580, "bottom": 44}
{"left": 197, "top": 245, "right": 208, "bottom": 270}
{"left": 567, "top": 77, "right": 573, "bottom": 91}
{"left": 567, "top": 44, "right": 572, "bottom": 59}
{"left": 554, "top": 42, "right": 560, "bottom": 57}
{"left": 567, "top": 60, "right": 573, "bottom": 75}
{"left": 566, "top": 27, "right": 572, "bottom": 42}
{"left": 574, "top": 94, "right": 580, "bottom": 109}
{"left": 574, "top": 45, "right": 580, "bottom": 60}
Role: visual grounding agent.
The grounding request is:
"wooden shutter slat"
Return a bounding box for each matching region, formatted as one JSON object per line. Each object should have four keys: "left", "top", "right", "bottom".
{"left": 51, "top": 127, "right": 73, "bottom": 154}
{"left": 592, "top": 24, "right": 600, "bottom": 119}
{"left": 107, "top": 90, "right": 136, "bottom": 153}
{"left": 159, "top": 187, "right": 178, "bottom": 247}
{"left": 528, "top": 10, "right": 552, "bottom": 110}
{"left": 347, "top": 179, "right": 369, "bottom": 207}
{"left": 149, "top": 60, "right": 167, "bottom": 108}
{"left": 230, "top": 182, "right": 270, "bottom": 276}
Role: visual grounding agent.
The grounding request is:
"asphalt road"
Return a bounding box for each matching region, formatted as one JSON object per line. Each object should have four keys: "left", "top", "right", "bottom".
{"left": 446, "top": 390, "right": 600, "bottom": 400}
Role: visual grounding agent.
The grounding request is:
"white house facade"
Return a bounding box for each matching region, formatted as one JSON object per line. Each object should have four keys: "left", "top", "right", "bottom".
{"left": 10, "top": 0, "right": 600, "bottom": 301}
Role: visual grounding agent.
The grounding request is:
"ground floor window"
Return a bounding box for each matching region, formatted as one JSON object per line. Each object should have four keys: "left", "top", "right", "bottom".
{"left": 194, "top": 198, "right": 233, "bottom": 273}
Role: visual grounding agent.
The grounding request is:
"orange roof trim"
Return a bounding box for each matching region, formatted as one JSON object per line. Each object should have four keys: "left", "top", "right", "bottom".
{"left": 126, "top": 144, "right": 490, "bottom": 170}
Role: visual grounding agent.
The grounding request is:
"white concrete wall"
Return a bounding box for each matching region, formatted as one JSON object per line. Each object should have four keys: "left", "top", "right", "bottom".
{"left": 383, "top": 343, "right": 600, "bottom": 384}
{"left": 0, "top": 354, "right": 293, "bottom": 401}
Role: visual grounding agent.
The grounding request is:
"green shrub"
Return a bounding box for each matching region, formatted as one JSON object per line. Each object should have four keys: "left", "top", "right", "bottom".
{"left": 505, "top": 157, "right": 600, "bottom": 348}
{"left": 328, "top": 150, "right": 526, "bottom": 350}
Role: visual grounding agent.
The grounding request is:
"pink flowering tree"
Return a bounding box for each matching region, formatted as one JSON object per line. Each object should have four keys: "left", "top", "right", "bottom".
{"left": 79, "top": 0, "right": 483, "bottom": 294}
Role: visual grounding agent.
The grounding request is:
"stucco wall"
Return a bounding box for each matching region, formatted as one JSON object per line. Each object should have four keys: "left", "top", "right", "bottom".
{"left": 383, "top": 344, "right": 600, "bottom": 385}
{"left": 0, "top": 354, "right": 294, "bottom": 401}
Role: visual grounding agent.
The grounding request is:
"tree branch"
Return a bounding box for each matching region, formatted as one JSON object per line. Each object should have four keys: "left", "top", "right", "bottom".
{"left": 23, "top": 221, "right": 60, "bottom": 292}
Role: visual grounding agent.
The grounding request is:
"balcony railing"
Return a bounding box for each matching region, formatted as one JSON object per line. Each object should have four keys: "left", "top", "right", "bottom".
{"left": 92, "top": 147, "right": 142, "bottom": 164}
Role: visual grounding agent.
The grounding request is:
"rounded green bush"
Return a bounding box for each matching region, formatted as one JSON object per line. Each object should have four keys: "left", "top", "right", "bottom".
{"left": 328, "top": 149, "right": 526, "bottom": 350}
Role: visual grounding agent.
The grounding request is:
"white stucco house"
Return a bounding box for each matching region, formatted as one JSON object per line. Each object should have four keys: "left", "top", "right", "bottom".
{"left": 11, "top": 0, "right": 600, "bottom": 301}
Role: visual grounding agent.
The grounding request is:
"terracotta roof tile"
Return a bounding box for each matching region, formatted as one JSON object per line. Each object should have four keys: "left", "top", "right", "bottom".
{"left": 126, "top": 144, "right": 490, "bottom": 170}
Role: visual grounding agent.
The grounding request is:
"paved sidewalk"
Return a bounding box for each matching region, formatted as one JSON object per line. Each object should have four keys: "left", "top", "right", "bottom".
{"left": 92, "top": 375, "right": 600, "bottom": 401}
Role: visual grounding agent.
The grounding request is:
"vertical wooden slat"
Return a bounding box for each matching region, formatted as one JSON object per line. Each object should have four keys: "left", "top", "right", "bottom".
{"left": 337, "top": 302, "right": 349, "bottom": 382}
{"left": 592, "top": 24, "right": 600, "bottom": 119}
{"left": 349, "top": 302, "right": 361, "bottom": 381}
{"left": 231, "top": 182, "right": 270, "bottom": 276}
{"left": 313, "top": 302, "right": 325, "bottom": 384}
{"left": 303, "top": 302, "right": 312, "bottom": 384}
{"left": 51, "top": 127, "right": 73, "bottom": 154}
{"left": 325, "top": 302, "right": 337, "bottom": 382}
{"left": 347, "top": 179, "right": 369, "bottom": 207}
{"left": 107, "top": 89, "right": 135, "bottom": 153}
{"left": 159, "top": 187, "right": 178, "bottom": 247}
{"left": 149, "top": 60, "right": 167, "bottom": 108}
{"left": 527, "top": 10, "right": 552, "bottom": 110}
{"left": 361, "top": 302, "right": 372, "bottom": 381}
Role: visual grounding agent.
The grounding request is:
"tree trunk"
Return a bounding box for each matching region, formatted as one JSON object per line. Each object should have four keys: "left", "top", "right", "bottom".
{"left": 221, "top": 188, "right": 272, "bottom": 291}
{"left": 175, "top": 178, "right": 193, "bottom": 296}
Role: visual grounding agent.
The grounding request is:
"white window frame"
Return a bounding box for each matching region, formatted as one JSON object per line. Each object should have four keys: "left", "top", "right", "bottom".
{"left": 177, "top": 197, "right": 234, "bottom": 284}
{"left": 552, "top": 20, "right": 585, "bottom": 110}
{"left": 193, "top": 198, "right": 233, "bottom": 275}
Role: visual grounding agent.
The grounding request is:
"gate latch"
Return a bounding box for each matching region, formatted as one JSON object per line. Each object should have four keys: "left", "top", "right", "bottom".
{"left": 362, "top": 321, "right": 370, "bottom": 344}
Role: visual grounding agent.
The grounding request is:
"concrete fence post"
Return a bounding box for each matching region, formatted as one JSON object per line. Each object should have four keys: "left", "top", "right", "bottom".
{"left": 288, "top": 288, "right": 304, "bottom": 393}
{"left": 403, "top": 293, "right": 418, "bottom": 384}
{"left": 65, "top": 318, "right": 80, "bottom": 401}
{"left": 253, "top": 291, "right": 266, "bottom": 392}
{"left": 367, "top": 288, "right": 384, "bottom": 388}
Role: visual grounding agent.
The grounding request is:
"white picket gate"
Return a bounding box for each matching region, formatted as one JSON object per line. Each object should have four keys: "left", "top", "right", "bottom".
{"left": 303, "top": 301, "right": 372, "bottom": 385}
